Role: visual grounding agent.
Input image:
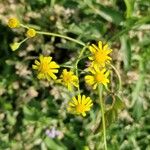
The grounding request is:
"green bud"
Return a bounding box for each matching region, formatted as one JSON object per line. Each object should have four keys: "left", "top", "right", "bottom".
{"left": 10, "top": 42, "right": 21, "bottom": 51}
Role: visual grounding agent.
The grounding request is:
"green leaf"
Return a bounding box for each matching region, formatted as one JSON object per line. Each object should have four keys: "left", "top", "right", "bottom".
{"left": 124, "top": 0, "right": 135, "bottom": 18}
{"left": 44, "top": 137, "right": 67, "bottom": 150}
{"left": 84, "top": 1, "right": 124, "bottom": 25}
{"left": 23, "top": 106, "right": 42, "bottom": 121}
{"left": 120, "top": 35, "right": 132, "bottom": 71}
{"left": 99, "top": 95, "right": 125, "bottom": 129}
{"left": 105, "top": 109, "right": 117, "bottom": 127}
{"left": 113, "top": 96, "right": 126, "bottom": 111}
{"left": 105, "top": 95, "right": 125, "bottom": 111}
{"left": 133, "top": 98, "right": 144, "bottom": 120}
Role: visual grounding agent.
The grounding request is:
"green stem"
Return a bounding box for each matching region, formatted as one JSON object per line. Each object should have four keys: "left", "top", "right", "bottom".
{"left": 19, "top": 37, "right": 29, "bottom": 44}
{"left": 98, "top": 84, "right": 107, "bottom": 150}
{"left": 110, "top": 64, "right": 122, "bottom": 91}
{"left": 74, "top": 46, "right": 87, "bottom": 93}
{"left": 37, "top": 31, "right": 85, "bottom": 46}
{"left": 20, "top": 24, "right": 29, "bottom": 29}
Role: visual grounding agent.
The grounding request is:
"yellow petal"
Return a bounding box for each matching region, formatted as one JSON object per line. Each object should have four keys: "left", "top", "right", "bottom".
{"left": 72, "top": 97, "right": 78, "bottom": 105}
{"left": 78, "top": 95, "right": 82, "bottom": 104}
{"left": 93, "top": 83, "right": 97, "bottom": 89}
{"left": 89, "top": 46, "right": 96, "bottom": 53}
{"left": 103, "top": 44, "right": 108, "bottom": 50}
{"left": 32, "top": 65, "right": 38, "bottom": 69}
{"left": 92, "top": 44, "right": 99, "bottom": 51}
{"left": 49, "top": 72, "right": 57, "bottom": 80}
{"left": 49, "top": 62, "right": 60, "bottom": 68}
{"left": 69, "top": 102, "right": 75, "bottom": 107}
{"left": 88, "top": 56, "right": 94, "bottom": 60}
{"left": 98, "top": 41, "right": 103, "bottom": 50}
{"left": 35, "top": 60, "right": 40, "bottom": 65}
{"left": 37, "top": 73, "right": 45, "bottom": 79}
{"left": 82, "top": 112, "right": 86, "bottom": 117}
{"left": 105, "top": 71, "right": 109, "bottom": 77}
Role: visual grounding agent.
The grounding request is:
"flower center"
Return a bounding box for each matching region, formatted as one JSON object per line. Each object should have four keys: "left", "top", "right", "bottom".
{"left": 94, "top": 51, "right": 106, "bottom": 63}
{"left": 63, "top": 75, "right": 71, "bottom": 83}
{"left": 39, "top": 61, "right": 49, "bottom": 74}
{"left": 95, "top": 73, "right": 104, "bottom": 83}
{"left": 76, "top": 104, "right": 85, "bottom": 113}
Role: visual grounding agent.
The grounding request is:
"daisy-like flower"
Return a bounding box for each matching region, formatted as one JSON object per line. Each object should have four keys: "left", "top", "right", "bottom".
{"left": 26, "top": 28, "right": 36, "bottom": 38}
{"left": 32, "top": 55, "right": 60, "bottom": 81}
{"left": 85, "top": 66, "right": 109, "bottom": 89}
{"left": 88, "top": 41, "right": 112, "bottom": 67}
{"left": 59, "top": 69, "right": 79, "bottom": 91}
{"left": 67, "top": 95, "right": 93, "bottom": 117}
{"left": 8, "top": 17, "right": 20, "bottom": 28}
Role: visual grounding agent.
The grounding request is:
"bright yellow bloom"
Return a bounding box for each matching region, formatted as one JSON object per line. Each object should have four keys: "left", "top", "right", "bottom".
{"left": 26, "top": 28, "right": 36, "bottom": 38}
{"left": 59, "top": 69, "right": 79, "bottom": 91}
{"left": 85, "top": 66, "right": 109, "bottom": 89}
{"left": 8, "top": 18, "right": 20, "bottom": 28}
{"left": 32, "top": 55, "right": 60, "bottom": 81}
{"left": 88, "top": 41, "right": 112, "bottom": 67}
{"left": 67, "top": 95, "right": 93, "bottom": 117}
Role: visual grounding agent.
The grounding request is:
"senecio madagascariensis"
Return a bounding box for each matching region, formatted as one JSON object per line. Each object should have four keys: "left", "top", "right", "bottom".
{"left": 26, "top": 28, "right": 36, "bottom": 38}
{"left": 8, "top": 18, "right": 20, "bottom": 28}
{"left": 67, "top": 95, "right": 93, "bottom": 117}
{"left": 32, "top": 55, "right": 60, "bottom": 81}
{"left": 85, "top": 66, "right": 110, "bottom": 89}
{"left": 59, "top": 69, "right": 79, "bottom": 91}
{"left": 88, "top": 41, "right": 112, "bottom": 68}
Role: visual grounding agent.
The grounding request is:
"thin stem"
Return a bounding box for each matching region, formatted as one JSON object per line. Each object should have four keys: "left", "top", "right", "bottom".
{"left": 110, "top": 64, "right": 122, "bottom": 91}
{"left": 74, "top": 46, "right": 87, "bottom": 93}
{"left": 98, "top": 84, "right": 107, "bottom": 150}
{"left": 37, "top": 31, "right": 85, "bottom": 47}
{"left": 19, "top": 37, "right": 29, "bottom": 44}
{"left": 20, "top": 24, "right": 29, "bottom": 29}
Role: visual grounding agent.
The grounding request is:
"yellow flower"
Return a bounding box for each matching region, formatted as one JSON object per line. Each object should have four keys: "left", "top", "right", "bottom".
{"left": 32, "top": 55, "right": 60, "bottom": 81}
{"left": 26, "top": 28, "right": 36, "bottom": 38}
{"left": 67, "top": 95, "right": 93, "bottom": 117}
{"left": 8, "top": 18, "right": 20, "bottom": 28}
{"left": 59, "top": 69, "right": 79, "bottom": 91}
{"left": 88, "top": 41, "right": 112, "bottom": 67}
{"left": 85, "top": 66, "right": 109, "bottom": 89}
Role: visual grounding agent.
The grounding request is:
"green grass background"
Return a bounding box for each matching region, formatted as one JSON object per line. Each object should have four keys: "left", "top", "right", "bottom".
{"left": 0, "top": 0, "right": 150, "bottom": 149}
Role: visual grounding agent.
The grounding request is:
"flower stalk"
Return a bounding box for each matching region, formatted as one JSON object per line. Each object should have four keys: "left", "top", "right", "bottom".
{"left": 98, "top": 84, "right": 107, "bottom": 150}
{"left": 37, "top": 31, "right": 85, "bottom": 47}
{"left": 110, "top": 64, "right": 122, "bottom": 91}
{"left": 74, "top": 46, "right": 87, "bottom": 93}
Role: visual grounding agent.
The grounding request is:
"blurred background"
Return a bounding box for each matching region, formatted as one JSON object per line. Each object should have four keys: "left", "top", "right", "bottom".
{"left": 0, "top": 0, "right": 150, "bottom": 149}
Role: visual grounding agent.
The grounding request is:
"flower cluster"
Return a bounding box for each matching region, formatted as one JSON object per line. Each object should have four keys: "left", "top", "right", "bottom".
{"left": 85, "top": 41, "right": 112, "bottom": 89}
{"left": 32, "top": 55, "right": 92, "bottom": 116}
{"left": 8, "top": 18, "right": 37, "bottom": 51}
{"left": 8, "top": 17, "right": 113, "bottom": 117}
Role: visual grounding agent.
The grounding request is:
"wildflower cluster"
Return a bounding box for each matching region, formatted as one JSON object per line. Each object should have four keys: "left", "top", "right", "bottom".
{"left": 85, "top": 41, "right": 112, "bottom": 89}
{"left": 8, "top": 18, "right": 37, "bottom": 51}
{"left": 8, "top": 17, "right": 113, "bottom": 117}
